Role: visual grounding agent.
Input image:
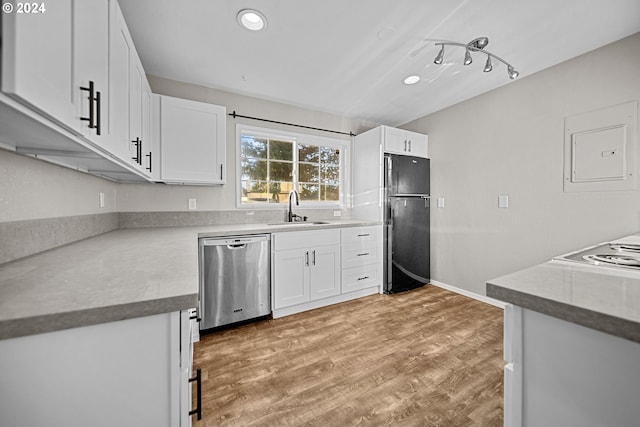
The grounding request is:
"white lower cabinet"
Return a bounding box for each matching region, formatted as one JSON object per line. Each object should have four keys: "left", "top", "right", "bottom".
{"left": 503, "top": 305, "right": 640, "bottom": 427}
{"left": 341, "top": 226, "right": 382, "bottom": 293}
{"left": 273, "top": 229, "right": 340, "bottom": 310}
{"left": 272, "top": 225, "right": 382, "bottom": 318}
{"left": 0, "top": 310, "right": 196, "bottom": 427}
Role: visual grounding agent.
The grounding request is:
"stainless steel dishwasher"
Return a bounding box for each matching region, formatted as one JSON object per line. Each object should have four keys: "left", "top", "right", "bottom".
{"left": 199, "top": 234, "right": 271, "bottom": 330}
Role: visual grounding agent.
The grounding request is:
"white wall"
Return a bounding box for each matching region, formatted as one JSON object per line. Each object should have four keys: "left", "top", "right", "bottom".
{"left": 0, "top": 150, "right": 117, "bottom": 223}
{"left": 402, "top": 33, "right": 640, "bottom": 295}
{"left": 117, "top": 76, "right": 376, "bottom": 212}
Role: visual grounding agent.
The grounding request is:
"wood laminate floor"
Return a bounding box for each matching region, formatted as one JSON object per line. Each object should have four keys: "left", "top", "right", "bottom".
{"left": 193, "top": 285, "right": 504, "bottom": 427}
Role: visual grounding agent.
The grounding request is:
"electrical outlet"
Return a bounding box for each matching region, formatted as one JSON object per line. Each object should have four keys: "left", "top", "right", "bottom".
{"left": 499, "top": 195, "right": 509, "bottom": 208}
{"left": 188, "top": 198, "right": 197, "bottom": 210}
{"left": 333, "top": 210, "right": 342, "bottom": 217}
{"left": 437, "top": 197, "right": 445, "bottom": 208}
{"left": 99, "top": 192, "right": 105, "bottom": 208}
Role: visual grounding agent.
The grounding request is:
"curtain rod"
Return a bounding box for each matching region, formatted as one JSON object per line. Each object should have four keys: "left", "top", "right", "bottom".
{"left": 228, "top": 111, "right": 356, "bottom": 137}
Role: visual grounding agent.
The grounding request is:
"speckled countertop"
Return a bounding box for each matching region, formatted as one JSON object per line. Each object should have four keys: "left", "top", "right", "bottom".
{"left": 487, "top": 260, "right": 640, "bottom": 343}
{"left": 0, "top": 220, "right": 378, "bottom": 340}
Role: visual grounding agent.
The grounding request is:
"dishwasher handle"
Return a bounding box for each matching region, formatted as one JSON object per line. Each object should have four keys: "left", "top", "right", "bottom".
{"left": 201, "top": 235, "right": 269, "bottom": 248}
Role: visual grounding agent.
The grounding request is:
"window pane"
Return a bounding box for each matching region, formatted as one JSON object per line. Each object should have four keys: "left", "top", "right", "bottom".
{"left": 241, "top": 136, "right": 267, "bottom": 159}
{"left": 320, "top": 147, "right": 340, "bottom": 164}
{"left": 269, "top": 161, "right": 293, "bottom": 182}
{"left": 299, "top": 163, "right": 319, "bottom": 183}
{"left": 242, "top": 180, "right": 269, "bottom": 203}
{"left": 241, "top": 159, "right": 267, "bottom": 181}
{"left": 269, "top": 181, "right": 293, "bottom": 203}
{"left": 320, "top": 164, "right": 339, "bottom": 181}
{"left": 298, "top": 144, "right": 319, "bottom": 162}
{"left": 321, "top": 184, "right": 340, "bottom": 201}
{"left": 299, "top": 183, "right": 319, "bottom": 201}
{"left": 269, "top": 139, "right": 293, "bottom": 161}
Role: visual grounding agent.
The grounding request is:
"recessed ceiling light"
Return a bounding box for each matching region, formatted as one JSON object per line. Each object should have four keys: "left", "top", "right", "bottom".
{"left": 237, "top": 9, "right": 267, "bottom": 31}
{"left": 403, "top": 75, "right": 420, "bottom": 85}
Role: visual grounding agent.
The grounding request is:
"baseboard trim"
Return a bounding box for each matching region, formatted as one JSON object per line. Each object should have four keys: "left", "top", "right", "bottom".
{"left": 430, "top": 280, "right": 506, "bottom": 309}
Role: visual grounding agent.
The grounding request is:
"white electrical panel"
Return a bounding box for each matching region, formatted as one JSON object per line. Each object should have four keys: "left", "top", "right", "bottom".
{"left": 563, "top": 101, "right": 637, "bottom": 192}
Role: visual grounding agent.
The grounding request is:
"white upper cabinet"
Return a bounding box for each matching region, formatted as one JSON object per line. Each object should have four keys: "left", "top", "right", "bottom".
{"left": 109, "top": 1, "right": 135, "bottom": 164}
{"left": 383, "top": 126, "right": 428, "bottom": 157}
{"left": 73, "top": 0, "right": 110, "bottom": 150}
{"left": 1, "top": 0, "right": 74, "bottom": 129}
{"left": 156, "top": 95, "right": 226, "bottom": 185}
{"left": 108, "top": 0, "right": 153, "bottom": 176}
{"left": 130, "top": 54, "right": 153, "bottom": 175}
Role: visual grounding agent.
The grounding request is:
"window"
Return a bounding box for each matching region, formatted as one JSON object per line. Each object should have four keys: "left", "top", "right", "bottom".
{"left": 237, "top": 124, "right": 349, "bottom": 207}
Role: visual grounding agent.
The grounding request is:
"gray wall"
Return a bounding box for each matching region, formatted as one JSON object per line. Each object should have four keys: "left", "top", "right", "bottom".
{"left": 0, "top": 150, "right": 118, "bottom": 223}
{"left": 402, "top": 33, "right": 640, "bottom": 296}
{"left": 117, "top": 76, "right": 377, "bottom": 213}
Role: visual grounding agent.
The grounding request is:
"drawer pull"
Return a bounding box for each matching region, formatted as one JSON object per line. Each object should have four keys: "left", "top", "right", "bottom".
{"left": 357, "top": 252, "right": 370, "bottom": 257}
{"left": 189, "top": 368, "right": 202, "bottom": 420}
{"left": 357, "top": 233, "right": 370, "bottom": 237}
{"left": 357, "top": 276, "right": 370, "bottom": 281}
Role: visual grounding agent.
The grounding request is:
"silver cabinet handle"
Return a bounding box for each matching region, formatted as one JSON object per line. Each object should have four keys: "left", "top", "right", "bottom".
{"left": 305, "top": 251, "right": 309, "bottom": 266}
{"left": 312, "top": 250, "right": 316, "bottom": 266}
{"left": 357, "top": 276, "right": 370, "bottom": 281}
{"left": 404, "top": 139, "right": 407, "bottom": 151}
{"left": 357, "top": 252, "right": 370, "bottom": 257}
{"left": 408, "top": 139, "right": 412, "bottom": 152}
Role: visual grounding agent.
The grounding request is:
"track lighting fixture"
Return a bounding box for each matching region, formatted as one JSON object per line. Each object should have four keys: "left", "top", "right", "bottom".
{"left": 433, "top": 37, "right": 519, "bottom": 79}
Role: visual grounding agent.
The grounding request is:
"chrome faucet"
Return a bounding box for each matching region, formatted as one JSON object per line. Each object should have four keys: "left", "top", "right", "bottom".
{"left": 287, "top": 190, "right": 299, "bottom": 222}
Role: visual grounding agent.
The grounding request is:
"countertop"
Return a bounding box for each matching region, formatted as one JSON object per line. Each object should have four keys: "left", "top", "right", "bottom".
{"left": 487, "top": 260, "right": 640, "bottom": 343}
{"left": 0, "top": 220, "right": 379, "bottom": 340}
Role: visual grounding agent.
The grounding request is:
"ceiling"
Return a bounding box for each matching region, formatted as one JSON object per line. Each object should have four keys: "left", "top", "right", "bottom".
{"left": 118, "top": 0, "right": 640, "bottom": 127}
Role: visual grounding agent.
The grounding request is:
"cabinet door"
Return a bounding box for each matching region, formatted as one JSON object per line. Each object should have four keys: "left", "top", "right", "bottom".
{"left": 1, "top": 0, "right": 74, "bottom": 128}
{"left": 141, "top": 78, "right": 153, "bottom": 175}
{"left": 309, "top": 244, "right": 341, "bottom": 300}
{"left": 159, "top": 95, "right": 226, "bottom": 184}
{"left": 0, "top": 313, "right": 176, "bottom": 427}
{"left": 74, "top": 0, "right": 110, "bottom": 150}
{"left": 109, "top": 1, "right": 133, "bottom": 162}
{"left": 273, "top": 249, "right": 310, "bottom": 309}
{"left": 130, "top": 54, "right": 152, "bottom": 174}
{"left": 405, "top": 131, "right": 428, "bottom": 158}
{"left": 384, "top": 127, "right": 410, "bottom": 155}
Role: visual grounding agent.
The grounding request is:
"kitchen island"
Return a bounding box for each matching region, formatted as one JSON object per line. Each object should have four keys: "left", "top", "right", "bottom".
{"left": 487, "top": 260, "right": 640, "bottom": 427}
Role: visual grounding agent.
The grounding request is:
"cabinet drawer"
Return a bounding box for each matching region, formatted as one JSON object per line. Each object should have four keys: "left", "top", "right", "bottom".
{"left": 342, "top": 245, "right": 379, "bottom": 268}
{"left": 341, "top": 226, "right": 380, "bottom": 246}
{"left": 342, "top": 264, "right": 380, "bottom": 293}
{"left": 273, "top": 228, "right": 340, "bottom": 251}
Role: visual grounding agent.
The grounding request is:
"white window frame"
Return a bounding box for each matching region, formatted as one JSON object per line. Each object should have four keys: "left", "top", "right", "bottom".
{"left": 236, "top": 123, "right": 351, "bottom": 209}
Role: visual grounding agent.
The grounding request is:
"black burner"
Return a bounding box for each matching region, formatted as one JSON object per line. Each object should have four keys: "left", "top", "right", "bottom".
{"left": 584, "top": 254, "right": 640, "bottom": 268}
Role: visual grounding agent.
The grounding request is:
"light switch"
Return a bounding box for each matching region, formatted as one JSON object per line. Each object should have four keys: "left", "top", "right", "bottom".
{"left": 437, "top": 197, "right": 445, "bottom": 208}
{"left": 499, "top": 195, "right": 509, "bottom": 208}
{"left": 188, "top": 198, "right": 197, "bottom": 210}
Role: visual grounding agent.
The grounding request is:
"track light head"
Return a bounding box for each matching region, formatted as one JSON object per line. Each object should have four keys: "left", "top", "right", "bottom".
{"left": 464, "top": 49, "right": 472, "bottom": 65}
{"left": 434, "top": 45, "right": 445, "bottom": 64}
{"left": 507, "top": 66, "right": 519, "bottom": 79}
{"left": 483, "top": 56, "right": 493, "bottom": 72}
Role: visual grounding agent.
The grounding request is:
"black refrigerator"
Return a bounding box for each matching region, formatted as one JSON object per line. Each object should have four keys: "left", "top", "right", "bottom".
{"left": 384, "top": 154, "right": 430, "bottom": 293}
